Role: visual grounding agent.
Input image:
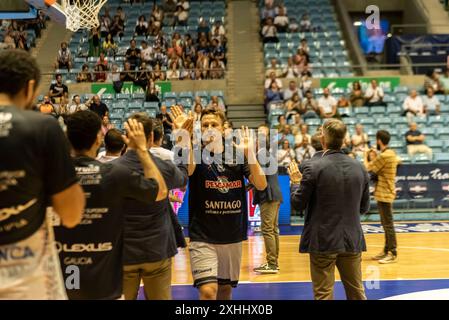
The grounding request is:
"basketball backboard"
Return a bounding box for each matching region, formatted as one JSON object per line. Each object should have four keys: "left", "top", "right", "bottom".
{"left": 25, "top": 0, "right": 67, "bottom": 26}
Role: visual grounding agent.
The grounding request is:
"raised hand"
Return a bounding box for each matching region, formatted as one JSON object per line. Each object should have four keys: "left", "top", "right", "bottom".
{"left": 122, "top": 118, "right": 147, "bottom": 151}
{"left": 288, "top": 161, "right": 303, "bottom": 184}
{"left": 169, "top": 105, "right": 194, "bottom": 137}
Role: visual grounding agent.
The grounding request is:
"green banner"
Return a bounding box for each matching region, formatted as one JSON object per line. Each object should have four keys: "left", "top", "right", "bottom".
{"left": 91, "top": 81, "right": 172, "bottom": 96}
{"left": 320, "top": 77, "right": 400, "bottom": 90}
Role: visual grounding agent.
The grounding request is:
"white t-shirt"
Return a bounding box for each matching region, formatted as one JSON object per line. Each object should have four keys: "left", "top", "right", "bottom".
{"left": 365, "top": 86, "right": 384, "bottom": 103}
{"left": 294, "top": 133, "right": 311, "bottom": 146}
{"left": 69, "top": 103, "right": 88, "bottom": 114}
{"left": 277, "top": 149, "right": 295, "bottom": 166}
{"left": 422, "top": 95, "right": 440, "bottom": 111}
{"left": 274, "top": 15, "right": 289, "bottom": 27}
{"left": 264, "top": 78, "right": 283, "bottom": 89}
{"left": 262, "top": 25, "right": 277, "bottom": 37}
{"left": 150, "top": 147, "right": 175, "bottom": 162}
{"left": 141, "top": 47, "right": 153, "bottom": 62}
{"left": 318, "top": 96, "right": 337, "bottom": 114}
{"left": 403, "top": 96, "right": 424, "bottom": 115}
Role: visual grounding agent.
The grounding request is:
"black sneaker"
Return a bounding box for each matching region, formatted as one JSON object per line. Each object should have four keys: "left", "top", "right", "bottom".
{"left": 253, "top": 263, "right": 279, "bottom": 274}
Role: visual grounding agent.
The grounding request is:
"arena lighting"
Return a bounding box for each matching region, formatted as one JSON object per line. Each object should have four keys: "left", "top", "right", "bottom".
{"left": 354, "top": 21, "right": 363, "bottom": 26}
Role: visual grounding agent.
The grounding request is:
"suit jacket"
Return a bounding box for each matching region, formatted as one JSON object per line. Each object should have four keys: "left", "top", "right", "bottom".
{"left": 291, "top": 150, "right": 370, "bottom": 254}
{"left": 253, "top": 148, "right": 283, "bottom": 205}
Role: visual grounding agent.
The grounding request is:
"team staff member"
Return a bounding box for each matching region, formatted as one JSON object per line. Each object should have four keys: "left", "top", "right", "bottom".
{"left": 253, "top": 124, "right": 283, "bottom": 274}
{"left": 289, "top": 119, "right": 370, "bottom": 300}
{"left": 117, "top": 113, "right": 191, "bottom": 300}
{"left": 0, "top": 49, "right": 84, "bottom": 299}
{"left": 56, "top": 111, "right": 167, "bottom": 300}
{"left": 365, "top": 130, "right": 399, "bottom": 264}
{"left": 171, "top": 107, "right": 267, "bottom": 300}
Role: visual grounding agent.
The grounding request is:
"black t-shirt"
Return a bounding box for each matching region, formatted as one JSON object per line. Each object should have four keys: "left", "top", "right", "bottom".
{"left": 188, "top": 151, "right": 251, "bottom": 244}
{"left": 0, "top": 106, "right": 77, "bottom": 245}
{"left": 53, "top": 156, "right": 159, "bottom": 300}
{"left": 90, "top": 102, "right": 109, "bottom": 118}
{"left": 49, "top": 82, "right": 68, "bottom": 98}
{"left": 126, "top": 47, "right": 141, "bottom": 59}
{"left": 156, "top": 113, "right": 172, "bottom": 133}
{"left": 405, "top": 130, "right": 422, "bottom": 145}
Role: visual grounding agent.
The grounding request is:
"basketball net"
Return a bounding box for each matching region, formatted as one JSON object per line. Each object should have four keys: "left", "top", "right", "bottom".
{"left": 61, "top": 0, "right": 107, "bottom": 32}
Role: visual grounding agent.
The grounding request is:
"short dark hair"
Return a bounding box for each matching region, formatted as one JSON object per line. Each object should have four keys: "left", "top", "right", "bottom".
{"left": 0, "top": 50, "right": 41, "bottom": 96}
{"left": 322, "top": 119, "right": 347, "bottom": 150}
{"left": 66, "top": 111, "right": 102, "bottom": 151}
{"left": 129, "top": 112, "right": 153, "bottom": 139}
{"left": 200, "top": 108, "right": 227, "bottom": 125}
{"left": 376, "top": 130, "right": 391, "bottom": 146}
{"left": 104, "top": 129, "right": 125, "bottom": 153}
{"left": 152, "top": 118, "right": 164, "bottom": 142}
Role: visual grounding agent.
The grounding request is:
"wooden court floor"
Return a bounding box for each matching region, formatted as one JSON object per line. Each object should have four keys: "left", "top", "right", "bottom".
{"left": 172, "top": 232, "right": 449, "bottom": 285}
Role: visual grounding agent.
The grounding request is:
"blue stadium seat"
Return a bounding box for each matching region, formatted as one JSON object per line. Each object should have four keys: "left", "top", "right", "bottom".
{"left": 370, "top": 106, "right": 386, "bottom": 116}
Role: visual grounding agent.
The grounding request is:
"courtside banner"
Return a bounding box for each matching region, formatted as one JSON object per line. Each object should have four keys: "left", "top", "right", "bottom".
{"left": 320, "top": 76, "right": 400, "bottom": 90}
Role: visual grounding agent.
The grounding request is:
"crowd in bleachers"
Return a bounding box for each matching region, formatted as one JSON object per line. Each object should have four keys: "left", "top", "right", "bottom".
{"left": 0, "top": 13, "right": 46, "bottom": 51}
{"left": 269, "top": 77, "right": 449, "bottom": 167}
{"left": 57, "top": 0, "right": 227, "bottom": 82}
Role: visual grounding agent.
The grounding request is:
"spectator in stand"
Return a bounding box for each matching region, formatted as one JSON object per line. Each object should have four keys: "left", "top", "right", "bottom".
{"left": 262, "top": 17, "right": 278, "bottom": 43}
{"left": 337, "top": 95, "right": 352, "bottom": 117}
{"left": 365, "top": 80, "right": 386, "bottom": 107}
{"left": 101, "top": 115, "right": 114, "bottom": 135}
{"left": 295, "top": 134, "right": 315, "bottom": 164}
{"left": 196, "top": 50, "right": 210, "bottom": 79}
{"left": 55, "top": 42, "right": 72, "bottom": 71}
{"left": 69, "top": 95, "right": 88, "bottom": 114}
{"left": 278, "top": 125, "right": 295, "bottom": 147}
{"left": 152, "top": 63, "right": 166, "bottom": 81}
{"left": 103, "top": 33, "right": 118, "bottom": 57}
{"left": 96, "top": 52, "right": 109, "bottom": 69}
{"left": 193, "top": 103, "right": 203, "bottom": 122}
{"left": 87, "top": 95, "right": 109, "bottom": 119}
{"left": 266, "top": 58, "right": 283, "bottom": 78}
{"left": 300, "top": 71, "right": 313, "bottom": 94}
{"left": 197, "top": 19, "right": 211, "bottom": 36}
{"left": 145, "top": 82, "right": 160, "bottom": 103}
{"left": 126, "top": 39, "right": 141, "bottom": 70}
{"left": 108, "top": 64, "right": 122, "bottom": 93}
{"left": 292, "top": 49, "right": 309, "bottom": 74}
{"left": 318, "top": 88, "right": 339, "bottom": 119}
{"left": 351, "top": 124, "right": 369, "bottom": 158}
{"left": 120, "top": 62, "right": 137, "bottom": 82}
{"left": 350, "top": 81, "right": 365, "bottom": 107}
{"left": 99, "top": 13, "right": 111, "bottom": 38}
{"left": 48, "top": 74, "right": 69, "bottom": 104}
{"left": 210, "top": 58, "right": 226, "bottom": 79}
{"left": 174, "top": 6, "right": 189, "bottom": 26}
{"left": 89, "top": 27, "right": 101, "bottom": 57}
{"left": 115, "top": 6, "right": 126, "bottom": 24}
{"left": 291, "top": 114, "right": 304, "bottom": 135}
{"left": 38, "top": 96, "right": 56, "bottom": 116}
{"left": 208, "top": 96, "right": 225, "bottom": 112}
{"left": 151, "top": 4, "right": 164, "bottom": 30}
{"left": 274, "top": 7, "right": 289, "bottom": 33}
{"left": 140, "top": 40, "right": 154, "bottom": 65}
{"left": 163, "top": 0, "right": 178, "bottom": 26}
{"left": 266, "top": 82, "right": 283, "bottom": 103}
{"left": 110, "top": 15, "right": 125, "bottom": 38}
{"left": 277, "top": 139, "right": 296, "bottom": 169}
{"left": 166, "top": 62, "right": 180, "bottom": 80}
{"left": 300, "top": 90, "right": 320, "bottom": 120}
{"left": 211, "top": 20, "right": 226, "bottom": 46}
{"left": 134, "top": 62, "right": 151, "bottom": 89}
{"left": 298, "top": 39, "right": 310, "bottom": 54}
{"left": 77, "top": 64, "right": 93, "bottom": 83}
{"left": 94, "top": 64, "right": 108, "bottom": 82}
{"left": 289, "top": 18, "right": 299, "bottom": 33}
{"left": 285, "top": 93, "right": 302, "bottom": 121}
{"left": 283, "top": 81, "right": 301, "bottom": 101}
{"left": 424, "top": 70, "right": 444, "bottom": 94}
{"left": 299, "top": 13, "right": 312, "bottom": 32}
{"left": 135, "top": 15, "right": 149, "bottom": 36}
{"left": 405, "top": 122, "right": 433, "bottom": 159}
{"left": 96, "top": 129, "right": 125, "bottom": 163}
{"left": 261, "top": 2, "right": 276, "bottom": 23}
{"left": 294, "top": 124, "right": 311, "bottom": 149}
{"left": 422, "top": 87, "right": 441, "bottom": 116}
{"left": 156, "top": 105, "right": 173, "bottom": 148}
{"left": 403, "top": 89, "right": 425, "bottom": 122}
{"left": 210, "top": 39, "right": 225, "bottom": 63}
{"left": 275, "top": 115, "right": 288, "bottom": 131}
{"left": 265, "top": 72, "right": 283, "bottom": 90}
{"left": 283, "top": 57, "right": 300, "bottom": 79}
{"left": 440, "top": 68, "right": 449, "bottom": 94}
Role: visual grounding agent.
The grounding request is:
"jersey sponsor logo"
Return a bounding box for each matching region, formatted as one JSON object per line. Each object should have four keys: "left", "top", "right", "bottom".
{"left": 205, "top": 200, "right": 242, "bottom": 210}
{"left": 0, "top": 198, "right": 37, "bottom": 223}
{"left": 205, "top": 177, "right": 242, "bottom": 194}
{"left": 63, "top": 257, "right": 94, "bottom": 265}
{"left": 0, "top": 170, "right": 26, "bottom": 192}
{"left": 0, "top": 245, "right": 34, "bottom": 262}
{"left": 75, "top": 166, "right": 101, "bottom": 174}
{"left": 409, "top": 185, "right": 427, "bottom": 193}
{"left": 55, "top": 242, "right": 113, "bottom": 253}
{"left": 0, "top": 112, "right": 13, "bottom": 137}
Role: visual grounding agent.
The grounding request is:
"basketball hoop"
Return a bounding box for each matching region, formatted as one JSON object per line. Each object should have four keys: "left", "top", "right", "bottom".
{"left": 61, "top": 0, "right": 107, "bottom": 32}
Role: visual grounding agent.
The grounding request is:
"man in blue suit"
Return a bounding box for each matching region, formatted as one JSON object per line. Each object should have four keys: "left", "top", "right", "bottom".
{"left": 289, "top": 119, "right": 370, "bottom": 300}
